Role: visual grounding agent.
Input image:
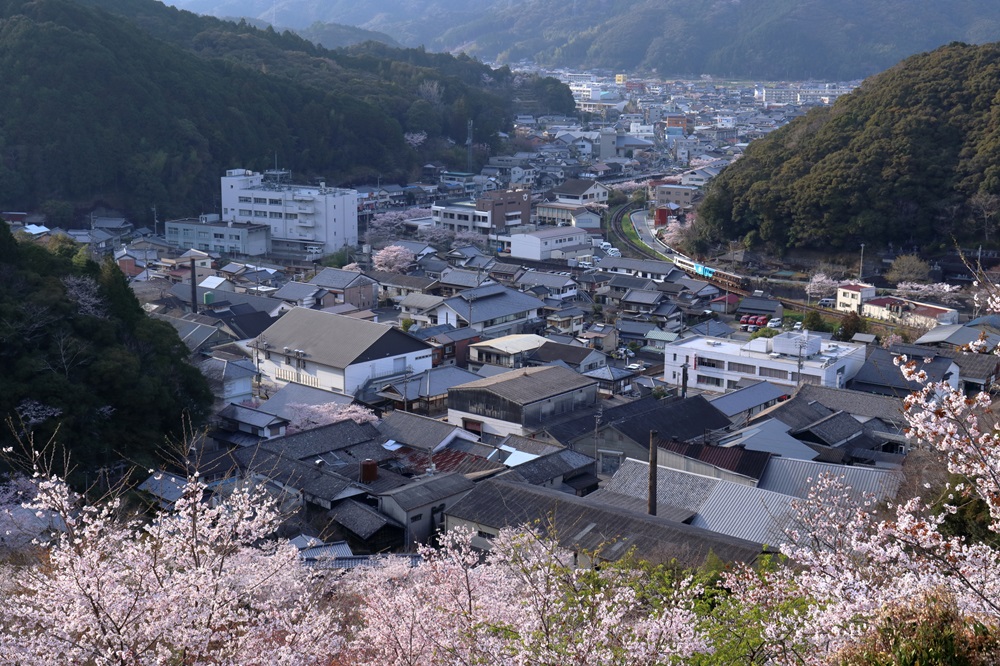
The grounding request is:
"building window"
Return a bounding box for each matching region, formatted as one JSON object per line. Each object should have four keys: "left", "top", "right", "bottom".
{"left": 759, "top": 366, "right": 788, "bottom": 380}
{"left": 410, "top": 514, "right": 423, "bottom": 523}
{"left": 268, "top": 198, "right": 282, "bottom": 205}
{"left": 696, "top": 374, "right": 723, "bottom": 387}
{"left": 269, "top": 212, "right": 283, "bottom": 219}
{"left": 239, "top": 209, "right": 252, "bottom": 216}
{"left": 728, "top": 361, "right": 756, "bottom": 374}
{"left": 238, "top": 196, "right": 252, "bottom": 203}
{"left": 253, "top": 197, "right": 267, "bottom": 204}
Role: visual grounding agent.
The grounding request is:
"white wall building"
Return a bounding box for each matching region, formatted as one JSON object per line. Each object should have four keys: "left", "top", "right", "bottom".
{"left": 662, "top": 333, "right": 868, "bottom": 393}
{"left": 220, "top": 169, "right": 358, "bottom": 260}
{"left": 506, "top": 227, "right": 592, "bottom": 261}
{"left": 165, "top": 215, "right": 270, "bottom": 256}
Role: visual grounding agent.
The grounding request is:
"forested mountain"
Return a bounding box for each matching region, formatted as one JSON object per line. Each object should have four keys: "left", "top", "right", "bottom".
{"left": 0, "top": 0, "right": 573, "bottom": 224}
{"left": 167, "top": 0, "right": 1000, "bottom": 81}
{"left": 0, "top": 224, "right": 212, "bottom": 473}
{"left": 695, "top": 42, "right": 1000, "bottom": 254}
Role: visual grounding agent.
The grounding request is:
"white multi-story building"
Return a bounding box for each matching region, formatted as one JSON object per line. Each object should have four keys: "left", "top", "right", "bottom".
{"left": 504, "top": 227, "right": 592, "bottom": 262}
{"left": 662, "top": 333, "right": 867, "bottom": 393}
{"left": 220, "top": 169, "right": 358, "bottom": 260}
{"left": 165, "top": 215, "right": 270, "bottom": 256}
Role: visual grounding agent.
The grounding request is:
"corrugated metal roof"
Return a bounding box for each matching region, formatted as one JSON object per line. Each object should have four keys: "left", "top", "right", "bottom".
{"left": 709, "top": 381, "right": 788, "bottom": 417}
{"left": 758, "top": 456, "right": 902, "bottom": 502}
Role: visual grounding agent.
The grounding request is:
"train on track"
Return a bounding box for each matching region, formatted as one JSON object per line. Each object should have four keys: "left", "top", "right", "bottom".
{"left": 672, "top": 256, "right": 751, "bottom": 293}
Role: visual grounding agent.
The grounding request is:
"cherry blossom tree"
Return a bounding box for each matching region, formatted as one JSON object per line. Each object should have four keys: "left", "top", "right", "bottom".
{"left": 894, "top": 280, "right": 963, "bottom": 304}
{"left": 372, "top": 245, "right": 415, "bottom": 273}
{"left": 0, "top": 470, "right": 343, "bottom": 665}
{"left": 805, "top": 272, "right": 839, "bottom": 301}
{"left": 365, "top": 209, "right": 432, "bottom": 247}
{"left": 284, "top": 402, "right": 377, "bottom": 433}
{"left": 341, "top": 526, "right": 709, "bottom": 665}
{"left": 415, "top": 225, "right": 455, "bottom": 248}
{"left": 714, "top": 333, "right": 1000, "bottom": 663}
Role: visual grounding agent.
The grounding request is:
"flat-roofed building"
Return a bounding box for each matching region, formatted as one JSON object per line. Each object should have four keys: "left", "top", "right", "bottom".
{"left": 220, "top": 168, "right": 358, "bottom": 260}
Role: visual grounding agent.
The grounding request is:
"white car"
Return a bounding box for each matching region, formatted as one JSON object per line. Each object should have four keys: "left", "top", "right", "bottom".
{"left": 626, "top": 363, "right": 645, "bottom": 371}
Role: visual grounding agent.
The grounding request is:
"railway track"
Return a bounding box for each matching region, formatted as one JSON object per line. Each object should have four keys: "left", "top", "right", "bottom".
{"left": 608, "top": 203, "right": 657, "bottom": 260}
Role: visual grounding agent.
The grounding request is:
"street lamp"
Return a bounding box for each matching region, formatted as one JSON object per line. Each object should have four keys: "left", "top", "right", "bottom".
{"left": 859, "top": 243, "right": 865, "bottom": 280}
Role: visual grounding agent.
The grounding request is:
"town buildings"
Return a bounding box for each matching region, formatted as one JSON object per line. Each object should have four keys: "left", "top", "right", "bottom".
{"left": 220, "top": 168, "right": 359, "bottom": 260}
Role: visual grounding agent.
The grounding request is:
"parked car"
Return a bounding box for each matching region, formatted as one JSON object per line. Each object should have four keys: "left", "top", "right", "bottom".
{"left": 793, "top": 321, "right": 803, "bottom": 331}
{"left": 739, "top": 314, "right": 753, "bottom": 330}
{"left": 767, "top": 317, "right": 783, "bottom": 329}
{"left": 754, "top": 315, "right": 769, "bottom": 327}
{"left": 626, "top": 363, "right": 645, "bottom": 372}
{"left": 817, "top": 298, "right": 835, "bottom": 308}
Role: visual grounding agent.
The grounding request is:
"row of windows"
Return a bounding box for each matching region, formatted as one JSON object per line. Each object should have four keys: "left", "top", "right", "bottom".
{"left": 239, "top": 209, "right": 300, "bottom": 220}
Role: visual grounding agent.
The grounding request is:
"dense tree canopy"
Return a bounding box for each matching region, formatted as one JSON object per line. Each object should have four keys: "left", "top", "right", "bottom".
{"left": 0, "top": 0, "right": 574, "bottom": 224}
{"left": 0, "top": 225, "right": 212, "bottom": 473}
{"left": 696, "top": 42, "right": 1000, "bottom": 254}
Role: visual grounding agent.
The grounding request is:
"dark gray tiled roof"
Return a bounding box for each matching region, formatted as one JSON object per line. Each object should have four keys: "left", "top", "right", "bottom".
{"left": 310, "top": 268, "right": 375, "bottom": 290}
{"left": 450, "top": 365, "right": 597, "bottom": 405}
{"left": 615, "top": 396, "right": 732, "bottom": 447}
{"left": 273, "top": 281, "right": 324, "bottom": 301}
{"left": 378, "top": 410, "right": 469, "bottom": 452}
{"left": 507, "top": 448, "right": 595, "bottom": 485}
{"left": 257, "top": 308, "right": 431, "bottom": 369}
{"left": 442, "top": 285, "right": 544, "bottom": 325}
{"left": 446, "top": 479, "right": 766, "bottom": 566}
{"left": 328, "top": 499, "right": 403, "bottom": 539}
{"left": 791, "top": 411, "right": 864, "bottom": 447}
{"left": 528, "top": 341, "right": 597, "bottom": 365}
{"left": 378, "top": 472, "right": 475, "bottom": 511}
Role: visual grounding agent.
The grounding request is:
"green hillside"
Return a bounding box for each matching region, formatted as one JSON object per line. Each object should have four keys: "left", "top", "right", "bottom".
{"left": 0, "top": 224, "right": 212, "bottom": 473}
{"left": 172, "top": 0, "right": 1000, "bottom": 80}
{"left": 695, "top": 42, "right": 1000, "bottom": 253}
{"left": 0, "top": 0, "right": 573, "bottom": 224}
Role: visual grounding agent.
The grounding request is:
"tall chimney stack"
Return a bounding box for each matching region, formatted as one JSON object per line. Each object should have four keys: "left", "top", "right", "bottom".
{"left": 190, "top": 257, "right": 198, "bottom": 314}
{"left": 648, "top": 430, "right": 658, "bottom": 516}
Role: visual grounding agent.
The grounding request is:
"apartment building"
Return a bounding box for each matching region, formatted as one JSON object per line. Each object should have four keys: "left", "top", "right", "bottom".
{"left": 220, "top": 169, "right": 358, "bottom": 260}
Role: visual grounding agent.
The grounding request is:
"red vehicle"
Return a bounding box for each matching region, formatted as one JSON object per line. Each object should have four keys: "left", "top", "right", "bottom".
{"left": 739, "top": 314, "right": 752, "bottom": 330}
{"left": 754, "top": 315, "right": 769, "bottom": 327}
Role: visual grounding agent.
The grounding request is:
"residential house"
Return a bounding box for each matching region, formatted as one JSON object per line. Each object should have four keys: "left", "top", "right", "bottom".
{"left": 514, "top": 270, "right": 579, "bottom": 302}
{"left": 436, "top": 267, "right": 493, "bottom": 296}
{"left": 835, "top": 283, "right": 877, "bottom": 314}
{"left": 410, "top": 324, "right": 482, "bottom": 367}
{"left": 447, "top": 365, "right": 599, "bottom": 439}
{"left": 432, "top": 284, "right": 545, "bottom": 337}
{"left": 596, "top": 257, "right": 680, "bottom": 282}
{"left": 469, "top": 334, "right": 550, "bottom": 369}
{"left": 364, "top": 270, "right": 439, "bottom": 305}
{"left": 545, "top": 305, "right": 587, "bottom": 336}
{"left": 505, "top": 448, "right": 599, "bottom": 496}
{"left": 272, "top": 281, "right": 329, "bottom": 309}
{"left": 848, "top": 346, "right": 959, "bottom": 398}
{"left": 708, "top": 380, "right": 790, "bottom": 427}
{"left": 251, "top": 308, "right": 434, "bottom": 397}
{"left": 399, "top": 293, "right": 447, "bottom": 329}
{"left": 309, "top": 268, "right": 379, "bottom": 311}
{"left": 377, "top": 472, "right": 476, "bottom": 546}
{"left": 374, "top": 365, "right": 482, "bottom": 415}
{"left": 550, "top": 178, "right": 611, "bottom": 206}
{"left": 861, "top": 296, "right": 959, "bottom": 328}
{"left": 526, "top": 341, "right": 608, "bottom": 374}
